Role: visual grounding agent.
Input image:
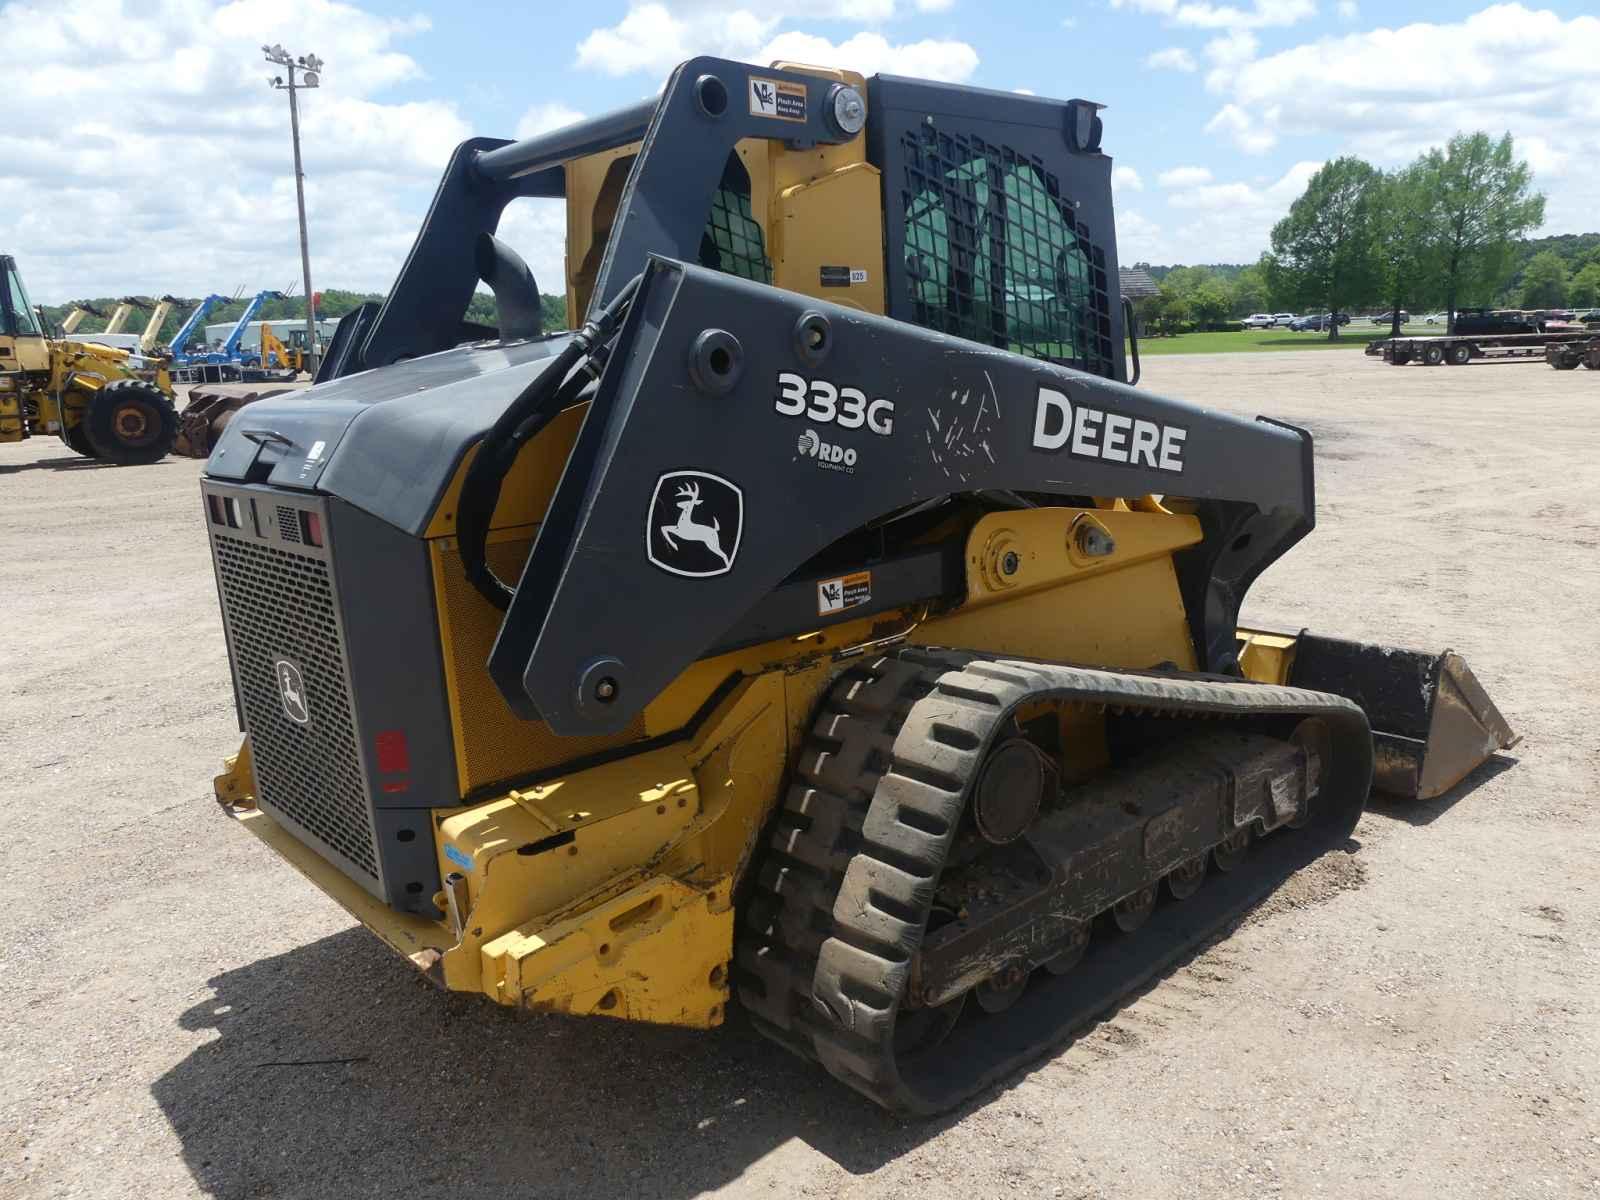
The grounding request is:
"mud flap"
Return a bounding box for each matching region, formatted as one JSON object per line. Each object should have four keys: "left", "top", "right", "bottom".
{"left": 1286, "top": 634, "right": 1517, "bottom": 800}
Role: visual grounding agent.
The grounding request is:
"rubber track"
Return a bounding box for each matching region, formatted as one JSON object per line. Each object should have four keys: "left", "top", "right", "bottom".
{"left": 734, "top": 646, "right": 1371, "bottom": 1113}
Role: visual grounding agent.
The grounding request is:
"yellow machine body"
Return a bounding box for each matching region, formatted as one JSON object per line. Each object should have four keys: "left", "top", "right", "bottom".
{"left": 218, "top": 420, "right": 1229, "bottom": 1029}
{"left": 211, "top": 62, "right": 1514, "bottom": 1045}
{"left": 258, "top": 323, "right": 304, "bottom": 372}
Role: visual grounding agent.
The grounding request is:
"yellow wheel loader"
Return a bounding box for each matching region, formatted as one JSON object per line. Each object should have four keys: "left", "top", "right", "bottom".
{"left": 202, "top": 60, "right": 1515, "bottom": 1113}
{"left": 1, "top": 256, "right": 180, "bottom": 464}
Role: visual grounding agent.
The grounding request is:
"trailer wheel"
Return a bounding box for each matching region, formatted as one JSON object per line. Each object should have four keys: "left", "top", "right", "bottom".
{"left": 1446, "top": 344, "right": 1471, "bottom": 365}
{"left": 1422, "top": 344, "right": 1445, "bottom": 366}
{"left": 1553, "top": 357, "right": 1579, "bottom": 371}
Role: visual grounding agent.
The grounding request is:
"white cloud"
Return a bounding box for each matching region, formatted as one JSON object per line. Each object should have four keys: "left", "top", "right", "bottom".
{"left": 757, "top": 31, "right": 978, "bottom": 82}
{"left": 1145, "top": 47, "right": 1198, "bottom": 72}
{"left": 1204, "top": 102, "right": 1278, "bottom": 153}
{"left": 1061, "top": 16, "right": 1078, "bottom": 28}
{"left": 1116, "top": 210, "right": 1165, "bottom": 262}
{"left": 575, "top": 1, "right": 929, "bottom": 77}
{"left": 1137, "top": 160, "right": 1321, "bottom": 262}
{"left": 1336, "top": 0, "right": 1358, "bottom": 18}
{"left": 1157, "top": 165, "right": 1215, "bottom": 188}
{"left": 1202, "top": 28, "right": 1258, "bottom": 90}
{"left": 1204, "top": 28, "right": 1258, "bottom": 66}
{"left": 515, "top": 103, "right": 585, "bottom": 140}
{"left": 1113, "top": 166, "right": 1145, "bottom": 192}
{"left": 1110, "top": 0, "right": 1315, "bottom": 30}
{"left": 3, "top": 0, "right": 477, "bottom": 300}
{"left": 1207, "top": 4, "right": 1600, "bottom": 232}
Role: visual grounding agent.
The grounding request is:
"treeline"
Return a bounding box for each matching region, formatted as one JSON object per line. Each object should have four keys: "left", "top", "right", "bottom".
{"left": 40, "top": 288, "right": 565, "bottom": 345}
{"left": 1135, "top": 232, "right": 1600, "bottom": 312}
{"left": 1132, "top": 131, "right": 1552, "bottom": 337}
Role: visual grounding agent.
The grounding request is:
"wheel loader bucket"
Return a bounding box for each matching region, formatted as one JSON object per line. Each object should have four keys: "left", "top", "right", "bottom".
{"left": 174, "top": 388, "right": 290, "bottom": 458}
{"left": 1283, "top": 634, "right": 1517, "bottom": 800}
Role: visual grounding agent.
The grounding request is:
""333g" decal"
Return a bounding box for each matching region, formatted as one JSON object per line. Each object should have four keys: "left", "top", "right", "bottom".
{"left": 775, "top": 372, "right": 895, "bottom": 436}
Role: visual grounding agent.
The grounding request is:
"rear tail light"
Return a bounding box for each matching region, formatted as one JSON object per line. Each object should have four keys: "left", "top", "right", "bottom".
{"left": 301, "top": 511, "right": 324, "bottom": 546}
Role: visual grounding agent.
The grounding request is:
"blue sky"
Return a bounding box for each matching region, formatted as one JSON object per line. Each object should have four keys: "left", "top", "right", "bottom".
{"left": 7, "top": 0, "right": 1598, "bottom": 300}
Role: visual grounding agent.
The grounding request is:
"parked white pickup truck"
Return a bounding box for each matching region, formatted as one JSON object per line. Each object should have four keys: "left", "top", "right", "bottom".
{"left": 1242, "top": 313, "right": 1276, "bottom": 328}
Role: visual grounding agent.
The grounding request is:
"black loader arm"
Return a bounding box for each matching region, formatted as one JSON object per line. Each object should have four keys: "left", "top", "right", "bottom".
{"left": 489, "top": 258, "right": 1315, "bottom": 735}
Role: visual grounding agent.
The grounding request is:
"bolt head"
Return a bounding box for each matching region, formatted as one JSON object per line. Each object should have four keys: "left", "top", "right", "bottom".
{"left": 1001, "top": 550, "right": 1020, "bottom": 576}
{"left": 594, "top": 677, "right": 618, "bottom": 702}
{"left": 830, "top": 85, "right": 867, "bottom": 136}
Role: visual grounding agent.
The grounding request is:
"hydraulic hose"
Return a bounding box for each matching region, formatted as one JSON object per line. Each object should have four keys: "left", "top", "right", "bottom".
{"left": 456, "top": 274, "right": 642, "bottom": 610}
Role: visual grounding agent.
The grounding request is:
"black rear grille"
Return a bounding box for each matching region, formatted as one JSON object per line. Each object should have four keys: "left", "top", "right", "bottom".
{"left": 212, "top": 530, "right": 378, "bottom": 883}
{"left": 276, "top": 506, "right": 302, "bottom": 543}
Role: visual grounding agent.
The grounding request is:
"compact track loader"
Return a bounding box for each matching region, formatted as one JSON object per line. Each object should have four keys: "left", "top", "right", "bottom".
{"left": 202, "top": 60, "right": 1515, "bottom": 1113}
{"left": 1, "top": 256, "right": 179, "bottom": 464}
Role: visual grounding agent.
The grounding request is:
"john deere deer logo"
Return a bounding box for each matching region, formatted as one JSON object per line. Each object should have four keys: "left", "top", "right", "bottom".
{"left": 275, "top": 658, "right": 310, "bottom": 725}
{"left": 646, "top": 471, "right": 743, "bottom": 578}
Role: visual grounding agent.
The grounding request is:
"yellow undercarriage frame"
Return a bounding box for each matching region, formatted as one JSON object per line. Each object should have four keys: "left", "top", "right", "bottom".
{"left": 214, "top": 503, "right": 1509, "bottom": 1029}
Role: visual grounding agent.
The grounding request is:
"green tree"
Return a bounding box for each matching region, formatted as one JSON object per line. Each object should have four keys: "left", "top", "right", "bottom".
{"left": 1570, "top": 262, "right": 1600, "bottom": 310}
{"left": 1187, "top": 281, "right": 1232, "bottom": 329}
{"left": 1422, "top": 132, "right": 1545, "bottom": 332}
{"left": 1268, "top": 157, "right": 1384, "bottom": 340}
{"left": 1372, "top": 164, "right": 1441, "bottom": 335}
{"left": 1139, "top": 284, "right": 1191, "bottom": 336}
{"left": 1518, "top": 249, "right": 1568, "bottom": 309}
{"left": 1229, "top": 264, "right": 1268, "bottom": 318}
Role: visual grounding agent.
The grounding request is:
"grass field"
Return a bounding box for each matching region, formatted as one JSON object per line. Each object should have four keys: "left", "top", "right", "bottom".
{"left": 1132, "top": 322, "right": 1436, "bottom": 355}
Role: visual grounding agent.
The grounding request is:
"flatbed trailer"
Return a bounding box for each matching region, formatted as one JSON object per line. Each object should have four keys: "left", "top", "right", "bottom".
{"left": 1369, "top": 329, "right": 1595, "bottom": 366}
{"left": 1545, "top": 337, "right": 1600, "bottom": 370}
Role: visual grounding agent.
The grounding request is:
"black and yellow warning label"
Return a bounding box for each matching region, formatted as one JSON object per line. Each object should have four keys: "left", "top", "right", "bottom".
{"left": 749, "top": 77, "right": 807, "bottom": 123}
{"left": 817, "top": 570, "right": 871, "bottom": 615}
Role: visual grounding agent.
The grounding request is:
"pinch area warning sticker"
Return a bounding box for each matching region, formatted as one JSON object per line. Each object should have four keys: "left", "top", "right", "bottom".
{"left": 817, "top": 570, "right": 871, "bottom": 615}
{"left": 749, "top": 77, "right": 807, "bottom": 122}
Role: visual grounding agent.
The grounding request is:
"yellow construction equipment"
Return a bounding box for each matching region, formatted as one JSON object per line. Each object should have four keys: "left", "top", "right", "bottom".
{"left": 2, "top": 256, "right": 179, "bottom": 462}
{"left": 258, "top": 322, "right": 304, "bottom": 373}
{"left": 59, "top": 302, "right": 103, "bottom": 334}
{"left": 139, "top": 297, "right": 178, "bottom": 353}
{"left": 202, "top": 59, "right": 1516, "bottom": 1113}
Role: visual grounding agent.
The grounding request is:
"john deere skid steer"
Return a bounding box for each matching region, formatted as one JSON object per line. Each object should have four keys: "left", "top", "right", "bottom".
{"left": 202, "top": 60, "right": 1515, "bottom": 1112}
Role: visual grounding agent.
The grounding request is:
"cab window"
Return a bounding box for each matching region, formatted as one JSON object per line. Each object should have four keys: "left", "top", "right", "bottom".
{"left": 5, "top": 265, "right": 42, "bottom": 336}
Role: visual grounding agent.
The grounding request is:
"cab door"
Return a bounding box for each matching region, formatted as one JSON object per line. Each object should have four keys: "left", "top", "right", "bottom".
{"left": 1, "top": 258, "right": 52, "bottom": 374}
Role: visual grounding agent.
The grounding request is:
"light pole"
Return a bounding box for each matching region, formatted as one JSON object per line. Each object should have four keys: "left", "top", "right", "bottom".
{"left": 265, "top": 44, "right": 323, "bottom": 376}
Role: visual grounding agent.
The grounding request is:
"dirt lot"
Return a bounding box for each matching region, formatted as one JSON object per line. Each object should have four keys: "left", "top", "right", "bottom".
{"left": 3, "top": 355, "right": 1597, "bottom": 1199}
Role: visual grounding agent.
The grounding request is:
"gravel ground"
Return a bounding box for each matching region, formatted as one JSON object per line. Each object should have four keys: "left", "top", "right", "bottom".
{"left": 3, "top": 355, "right": 1597, "bottom": 1199}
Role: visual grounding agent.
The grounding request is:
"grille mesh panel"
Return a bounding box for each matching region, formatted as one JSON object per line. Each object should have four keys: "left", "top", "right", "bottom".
{"left": 212, "top": 531, "right": 377, "bottom": 882}
{"left": 898, "top": 128, "right": 1114, "bottom": 374}
{"left": 276, "top": 506, "right": 302, "bottom": 543}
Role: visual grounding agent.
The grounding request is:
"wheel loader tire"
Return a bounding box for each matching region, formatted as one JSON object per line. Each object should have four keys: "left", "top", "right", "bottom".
{"left": 1422, "top": 344, "right": 1445, "bottom": 366}
{"left": 1446, "top": 343, "right": 1471, "bottom": 365}
{"left": 64, "top": 421, "right": 99, "bottom": 458}
{"left": 84, "top": 379, "right": 178, "bottom": 465}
